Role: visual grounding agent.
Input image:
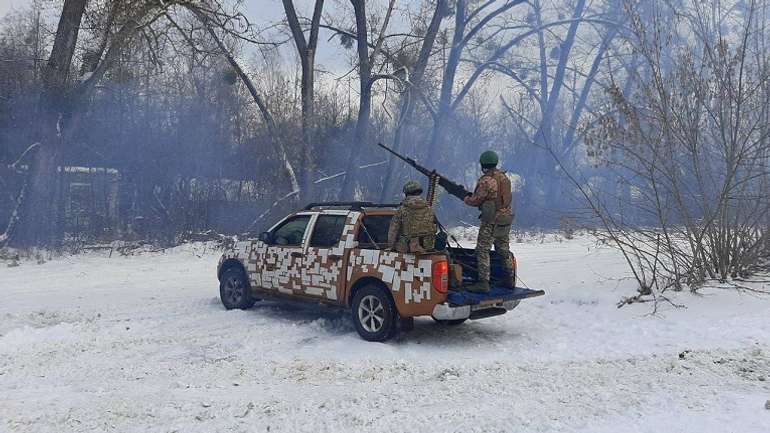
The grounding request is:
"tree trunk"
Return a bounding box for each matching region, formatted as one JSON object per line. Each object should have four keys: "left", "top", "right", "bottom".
{"left": 193, "top": 9, "right": 300, "bottom": 195}
{"left": 299, "top": 54, "right": 316, "bottom": 198}
{"left": 282, "top": 0, "right": 324, "bottom": 200}
{"left": 426, "top": 0, "right": 467, "bottom": 158}
{"left": 379, "top": 0, "right": 447, "bottom": 201}
{"left": 3, "top": 0, "right": 88, "bottom": 248}
{"left": 562, "top": 25, "right": 616, "bottom": 150}
{"left": 339, "top": 0, "right": 371, "bottom": 200}
{"left": 535, "top": 0, "right": 586, "bottom": 213}
{"left": 533, "top": 0, "right": 586, "bottom": 151}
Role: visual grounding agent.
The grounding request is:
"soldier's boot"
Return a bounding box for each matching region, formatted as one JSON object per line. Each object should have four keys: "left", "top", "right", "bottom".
{"left": 466, "top": 279, "right": 490, "bottom": 293}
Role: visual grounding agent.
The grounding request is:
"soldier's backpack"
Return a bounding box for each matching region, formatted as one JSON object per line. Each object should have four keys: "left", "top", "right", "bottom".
{"left": 398, "top": 197, "right": 437, "bottom": 253}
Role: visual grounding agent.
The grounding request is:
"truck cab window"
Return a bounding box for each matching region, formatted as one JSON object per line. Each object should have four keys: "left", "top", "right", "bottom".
{"left": 310, "top": 215, "right": 347, "bottom": 248}
{"left": 356, "top": 215, "right": 393, "bottom": 247}
{"left": 272, "top": 215, "right": 311, "bottom": 246}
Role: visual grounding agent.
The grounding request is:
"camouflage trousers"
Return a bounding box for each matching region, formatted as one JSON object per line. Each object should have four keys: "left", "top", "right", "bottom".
{"left": 476, "top": 222, "right": 514, "bottom": 283}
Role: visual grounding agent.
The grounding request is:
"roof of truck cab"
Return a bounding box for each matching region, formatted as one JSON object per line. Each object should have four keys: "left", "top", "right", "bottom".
{"left": 303, "top": 202, "right": 399, "bottom": 211}
{"left": 296, "top": 208, "right": 396, "bottom": 216}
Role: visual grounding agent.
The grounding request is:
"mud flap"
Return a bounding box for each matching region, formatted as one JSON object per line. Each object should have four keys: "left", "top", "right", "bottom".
{"left": 469, "top": 307, "right": 507, "bottom": 320}
{"left": 397, "top": 315, "right": 414, "bottom": 332}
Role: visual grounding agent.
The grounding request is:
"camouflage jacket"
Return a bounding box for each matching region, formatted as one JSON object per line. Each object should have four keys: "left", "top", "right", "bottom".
{"left": 464, "top": 168, "right": 514, "bottom": 223}
{"left": 387, "top": 196, "right": 436, "bottom": 252}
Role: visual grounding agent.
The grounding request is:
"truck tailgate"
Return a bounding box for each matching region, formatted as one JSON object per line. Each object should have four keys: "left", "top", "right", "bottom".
{"left": 446, "top": 286, "right": 545, "bottom": 306}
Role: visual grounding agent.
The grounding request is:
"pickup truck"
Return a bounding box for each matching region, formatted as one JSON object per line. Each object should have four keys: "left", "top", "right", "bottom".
{"left": 217, "top": 202, "right": 544, "bottom": 341}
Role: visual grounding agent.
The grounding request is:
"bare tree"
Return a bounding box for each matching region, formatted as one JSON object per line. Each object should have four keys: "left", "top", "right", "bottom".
{"left": 189, "top": 6, "right": 300, "bottom": 195}
{"left": 379, "top": 0, "right": 448, "bottom": 201}
{"left": 425, "top": 0, "right": 527, "bottom": 157}
{"left": 282, "top": 0, "right": 324, "bottom": 198}
{"left": 2, "top": 0, "right": 168, "bottom": 248}
{"left": 338, "top": 0, "right": 397, "bottom": 199}
{"left": 581, "top": 0, "right": 770, "bottom": 299}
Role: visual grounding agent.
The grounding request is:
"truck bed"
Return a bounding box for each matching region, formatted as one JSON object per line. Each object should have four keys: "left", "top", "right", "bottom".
{"left": 447, "top": 246, "right": 514, "bottom": 284}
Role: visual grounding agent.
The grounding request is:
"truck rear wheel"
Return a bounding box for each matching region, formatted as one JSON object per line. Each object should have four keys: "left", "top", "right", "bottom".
{"left": 219, "top": 267, "right": 257, "bottom": 310}
{"left": 351, "top": 285, "right": 397, "bottom": 342}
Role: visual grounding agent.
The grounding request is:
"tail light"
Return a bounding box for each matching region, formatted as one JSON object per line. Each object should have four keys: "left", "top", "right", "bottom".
{"left": 511, "top": 256, "right": 517, "bottom": 270}
{"left": 432, "top": 260, "right": 449, "bottom": 293}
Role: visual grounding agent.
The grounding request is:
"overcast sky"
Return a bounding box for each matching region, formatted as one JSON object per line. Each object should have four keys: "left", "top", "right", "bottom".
{"left": 0, "top": 0, "right": 355, "bottom": 71}
{"left": 0, "top": 1, "right": 320, "bottom": 26}
{"left": 0, "top": 1, "right": 357, "bottom": 25}
{"left": 0, "top": 0, "right": 20, "bottom": 18}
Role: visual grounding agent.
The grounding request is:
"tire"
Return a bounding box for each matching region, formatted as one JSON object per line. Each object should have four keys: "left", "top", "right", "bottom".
{"left": 433, "top": 317, "right": 468, "bottom": 326}
{"left": 351, "top": 284, "right": 397, "bottom": 342}
{"left": 219, "top": 267, "right": 257, "bottom": 310}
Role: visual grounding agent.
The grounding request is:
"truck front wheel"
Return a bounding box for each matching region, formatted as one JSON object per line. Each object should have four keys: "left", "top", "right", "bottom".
{"left": 351, "top": 285, "right": 397, "bottom": 342}
{"left": 219, "top": 267, "right": 257, "bottom": 310}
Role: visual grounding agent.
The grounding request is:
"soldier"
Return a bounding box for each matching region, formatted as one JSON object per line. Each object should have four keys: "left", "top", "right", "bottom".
{"left": 387, "top": 181, "right": 437, "bottom": 253}
{"left": 463, "top": 150, "right": 515, "bottom": 293}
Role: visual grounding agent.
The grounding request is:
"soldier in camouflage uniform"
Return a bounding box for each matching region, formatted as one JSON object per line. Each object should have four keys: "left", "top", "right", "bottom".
{"left": 388, "top": 181, "right": 437, "bottom": 253}
{"left": 463, "top": 151, "right": 515, "bottom": 292}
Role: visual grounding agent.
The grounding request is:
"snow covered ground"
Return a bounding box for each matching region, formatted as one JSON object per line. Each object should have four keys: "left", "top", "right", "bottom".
{"left": 1, "top": 235, "right": 769, "bottom": 433}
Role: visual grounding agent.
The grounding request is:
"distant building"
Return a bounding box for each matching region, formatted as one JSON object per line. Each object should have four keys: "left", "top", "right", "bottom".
{"left": 0, "top": 165, "right": 123, "bottom": 239}
{"left": 0, "top": 165, "right": 270, "bottom": 239}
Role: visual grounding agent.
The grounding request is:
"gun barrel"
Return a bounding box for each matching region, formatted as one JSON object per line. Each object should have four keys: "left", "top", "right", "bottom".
{"left": 376, "top": 142, "right": 432, "bottom": 176}
{"left": 376, "top": 142, "right": 470, "bottom": 201}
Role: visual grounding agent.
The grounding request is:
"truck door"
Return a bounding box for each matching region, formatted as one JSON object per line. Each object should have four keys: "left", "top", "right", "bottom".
{"left": 262, "top": 214, "right": 312, "bottom": 294}
{"left": 301, "top": 214, "right": 349, "bottom": 300}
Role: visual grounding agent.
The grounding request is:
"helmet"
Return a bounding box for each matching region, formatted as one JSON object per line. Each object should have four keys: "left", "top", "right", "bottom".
{"left": 403, "top": 180, "right": 423, "bottom": 195}
{"left": 479, "top": 150, "right": 499, "bottom": 166}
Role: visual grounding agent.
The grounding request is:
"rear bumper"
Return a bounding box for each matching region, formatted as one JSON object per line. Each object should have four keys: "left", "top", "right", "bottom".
{"left": 432, "top": 299, "right": 520, "bottom": 321}
{"left": 431, "top": 286, "right": 544, "bottom": 321}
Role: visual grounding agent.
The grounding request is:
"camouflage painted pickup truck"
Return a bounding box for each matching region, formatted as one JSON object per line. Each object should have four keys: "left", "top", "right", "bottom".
{"left": 217, "top": 202, "right": 544, "bottom": 341}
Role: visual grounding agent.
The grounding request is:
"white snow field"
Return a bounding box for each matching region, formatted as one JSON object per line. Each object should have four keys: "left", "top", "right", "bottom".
{"left": 1, "top": 236, "right": 769, "bottom": 433}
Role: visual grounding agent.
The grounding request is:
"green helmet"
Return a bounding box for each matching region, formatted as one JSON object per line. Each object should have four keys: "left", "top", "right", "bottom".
{"left": 403, "top": 180, "right": 423, "bottom": 195}
{"left": 480, "top": 150, "right": 499, "bottom": 166}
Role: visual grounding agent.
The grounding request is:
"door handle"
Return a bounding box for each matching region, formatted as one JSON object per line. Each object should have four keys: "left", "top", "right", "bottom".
{"left": 291, "top": 252, "right": 303, "bottom": 258}
{"left": 328, "top": 254, "right": 342, "bottom": 261}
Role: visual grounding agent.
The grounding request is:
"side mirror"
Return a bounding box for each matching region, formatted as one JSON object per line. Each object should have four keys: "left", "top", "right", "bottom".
{"left": 259, "top": 231, "right": 273, "bottom": 244}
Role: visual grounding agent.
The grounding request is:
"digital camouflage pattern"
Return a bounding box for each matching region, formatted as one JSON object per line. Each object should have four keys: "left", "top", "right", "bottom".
{"left": 476, "top": 221, "right": 514, "bottom": 285}
{"left": 463, "top": 168, "right": 513, "bottom": 223}
{"left": 218, "top": 209, "right": 448, "bottom": 317}
{"left": 387, "top": 196, "right": 437, "bottom": 253}
{"left": 346, "top": 248, "right": 439, "bottom": 316}
{"left": 464, "top": 168, "right": 515, "bottom": 284}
